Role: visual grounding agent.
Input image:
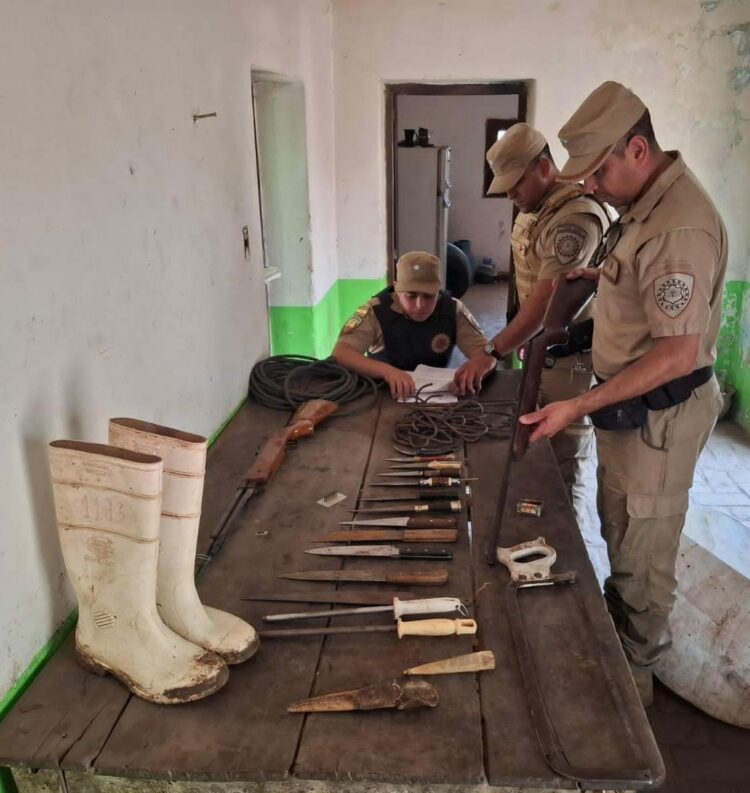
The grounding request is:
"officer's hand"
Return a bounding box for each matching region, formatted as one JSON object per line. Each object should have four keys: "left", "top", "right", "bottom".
{"left": 451, "top": 355, "right": 496, "bottom": 396}
{"left": 566, "top": 267, "right": 601, "bottom": 283}
{"left": 384, "top": 367, "right": 417, "bottom": 401}
{"left": 518, "top": 399, "right": 581, "bottom": 442}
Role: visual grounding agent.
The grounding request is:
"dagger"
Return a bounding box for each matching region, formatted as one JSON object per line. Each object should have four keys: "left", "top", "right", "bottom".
{"left": 386, "top": 454, "right": 457, "bottom": 462}
{"left": 367, "top": 477, "right": 467, "bottom": 487}
{"left": 263, "top": 617, "right": 477, "bottom": 640}
{"left": 278, "top": 569, "right": 449, "bottom": 586}
{"left": 306, "top": 545, "right": 452, "bottom": 561}
{"left": 350, "top": 500, "right": 462, "bottom": 514}
{"left": 338, "top": 516, "right": 458, "bottom": 529}
{"left": 287, "top": 678, "right": 439, "bottom": 713}
{"left": 263, "top": 595, "right": 467, "bottom": 622}
{"left": 378, "top": 470, "right": 471, "bottom": 478}
{"left": 315, "top": 528, "right": 458, "bottom": 543}
{"left": 359, "top": 489, "right": 460, "bottom": 502}
{"left": 387, "top": 461, "right": 462, "bottom": 472}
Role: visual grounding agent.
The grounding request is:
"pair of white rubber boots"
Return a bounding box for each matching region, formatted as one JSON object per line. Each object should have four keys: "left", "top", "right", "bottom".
{"left": 48, "top": 418, "right": 259, "bottom": 705}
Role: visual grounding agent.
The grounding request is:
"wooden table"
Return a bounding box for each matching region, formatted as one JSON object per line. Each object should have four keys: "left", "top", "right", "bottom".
{"left": 0, "top": 372, "right": 664, "bottom": 793}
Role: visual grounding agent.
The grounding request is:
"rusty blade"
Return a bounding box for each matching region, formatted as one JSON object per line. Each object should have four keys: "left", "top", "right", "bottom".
{"left": 287, "top": 678, "right": 439, "bottom": 712}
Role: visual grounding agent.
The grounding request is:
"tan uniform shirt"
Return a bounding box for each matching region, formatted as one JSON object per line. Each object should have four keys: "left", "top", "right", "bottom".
{"left": 594, "top": 153, "right": 728, "bottom": 379}
{"left": 511, "top": 184, "right": 608, "bottom": 321}
{"left": 337, "top": 294, "right": 490, "bottom": 361}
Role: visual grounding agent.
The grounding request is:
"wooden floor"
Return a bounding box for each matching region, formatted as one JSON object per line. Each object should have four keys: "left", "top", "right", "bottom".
{"left": 0, "top": 372, "right": 665, "bottom": 792}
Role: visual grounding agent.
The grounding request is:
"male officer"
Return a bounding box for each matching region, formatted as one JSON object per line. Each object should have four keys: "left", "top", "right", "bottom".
{"left": 332, "top": 251, "right": 497, "bottom": 400}
{"left": 520, "top": 82, "right": 727, "bottom": 704}
{"left": 458, "top": 123, "right": 609, "bottom": 522}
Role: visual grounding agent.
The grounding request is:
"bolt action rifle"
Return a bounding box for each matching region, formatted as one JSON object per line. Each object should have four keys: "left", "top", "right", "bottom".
{"left": 511, "top": 277, "right": 597, "bottom": 461}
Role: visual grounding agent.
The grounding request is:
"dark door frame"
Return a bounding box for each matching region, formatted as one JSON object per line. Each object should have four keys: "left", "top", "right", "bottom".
{"left": 384, "top": 81, "right": 529, "bottom": 282}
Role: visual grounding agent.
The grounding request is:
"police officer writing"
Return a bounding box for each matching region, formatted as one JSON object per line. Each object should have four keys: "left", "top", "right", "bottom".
{"left": 332, "top": 251, "right": 498, "bottom": 400}
{"left": 456, "top": 123, "right": 609, "bottom": 523}
{"left": 520, "top": 82, "right": 727, "bottom": 705}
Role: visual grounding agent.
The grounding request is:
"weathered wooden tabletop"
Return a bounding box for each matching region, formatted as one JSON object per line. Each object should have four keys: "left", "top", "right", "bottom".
{"left": 0, "top": 371, "right": 665, "bottom": 793}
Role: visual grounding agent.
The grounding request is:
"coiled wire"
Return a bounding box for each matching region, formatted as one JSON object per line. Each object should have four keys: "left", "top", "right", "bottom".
{"left": 248, "top": 355, "right": 379, "bottom": 415}
{"left": 392, "top": 394, "right": 515, "bottom": 455}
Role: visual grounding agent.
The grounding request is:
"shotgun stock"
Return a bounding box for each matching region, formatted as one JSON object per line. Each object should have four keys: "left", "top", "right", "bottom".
{"left": 511, "top": 276, "right": 597, "bottom": 461}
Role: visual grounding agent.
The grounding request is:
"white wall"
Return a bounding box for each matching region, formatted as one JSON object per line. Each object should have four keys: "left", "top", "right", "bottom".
{"left": 333, "top": 0, "right": 750, "bottom": 282}
{"left": 398, "top": 94, "right": 517, "bottom": 272}
{"left": 0, "top": 0, "right": 336, "bottom": 697}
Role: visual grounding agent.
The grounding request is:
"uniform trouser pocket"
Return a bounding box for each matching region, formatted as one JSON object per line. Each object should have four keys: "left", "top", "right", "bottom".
{"left": 594, "top": 377, "right": 721, "bottom": 666}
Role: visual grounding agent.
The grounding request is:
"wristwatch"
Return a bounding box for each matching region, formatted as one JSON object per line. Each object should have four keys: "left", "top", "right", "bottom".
{"left": 483, "top": 342, "right": 504, "bottom": 361}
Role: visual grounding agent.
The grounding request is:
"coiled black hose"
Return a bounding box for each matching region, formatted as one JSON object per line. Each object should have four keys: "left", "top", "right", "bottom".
{"left": 248, "top": 355, "right": 379, "bottom": 414}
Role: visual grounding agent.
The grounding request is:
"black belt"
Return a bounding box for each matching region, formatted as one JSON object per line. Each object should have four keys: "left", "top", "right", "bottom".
{"left": 590, "top": 366, "right": 713, "bottom": 431}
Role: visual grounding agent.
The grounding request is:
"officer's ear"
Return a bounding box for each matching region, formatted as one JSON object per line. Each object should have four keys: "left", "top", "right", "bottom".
{"left": 537, "top": 156, "right": 552, "bottom": 178}
{"left": 625, "top": 135, "right": 650, "bottom": 168}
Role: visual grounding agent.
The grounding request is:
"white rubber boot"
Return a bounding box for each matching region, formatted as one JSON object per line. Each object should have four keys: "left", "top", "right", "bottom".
{"left": 48, "top": 441, "right": 229, "bottom": 704}
{"left": 109, "top": 418, "right": 260, "bottom": 664}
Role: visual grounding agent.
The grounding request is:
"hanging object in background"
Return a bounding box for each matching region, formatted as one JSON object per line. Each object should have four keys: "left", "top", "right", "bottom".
{"left": 248, "top": 354, "right": 378, "bottom": 413}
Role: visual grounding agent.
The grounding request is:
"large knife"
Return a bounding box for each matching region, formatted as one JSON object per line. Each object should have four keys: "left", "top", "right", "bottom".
{"left": 388, "top": 461, "right": 462, "bottom": 472}
{"left": 306, "top": 545, "right": 452, "bottom": 560}
{"left": 359, "top": 489, "right": 460, "bottom": 502}
{"left": 387, "top": 454, "right": 457, "bottom": 463}
{"left": 339, "top": 516, "right": 458, "bottom": 529}
{"left": 367, "top": 477, "right": 465, "bottom": 488}
{"left": 350, "top": 500, "right": 462, "bottom": 514}
{"left": 315, "top": 528, "right": 457, "bottom": 543}
{"left": 279, "top": 569, "right": 449, "bottom": 586}
{"left": 378, "top": 471, "right": 473, "bottom": 479}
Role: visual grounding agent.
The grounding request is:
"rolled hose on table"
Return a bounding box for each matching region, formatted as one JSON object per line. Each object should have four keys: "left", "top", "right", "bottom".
{"left": 248, "top": 355, "right": 380, "bottom": 415}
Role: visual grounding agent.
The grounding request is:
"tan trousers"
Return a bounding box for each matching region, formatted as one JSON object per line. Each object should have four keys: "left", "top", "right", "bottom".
{"left": 538, "top": 352, "right": 595, "bottom": 527}
{"left": 595, "top": 376, "right": 722, "bottom": 669}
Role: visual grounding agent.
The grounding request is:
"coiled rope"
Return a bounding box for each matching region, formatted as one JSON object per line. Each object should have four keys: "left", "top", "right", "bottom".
{"left": 392, "top": 393, "right": 515, "bottom": 455}
{"left": 248, "top": 355, "right": 379, "bottom": 415}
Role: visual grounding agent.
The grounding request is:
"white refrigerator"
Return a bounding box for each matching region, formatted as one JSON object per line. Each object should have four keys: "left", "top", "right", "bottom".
{"left": 396, "top": 146, "right": 451, "bottom": 284}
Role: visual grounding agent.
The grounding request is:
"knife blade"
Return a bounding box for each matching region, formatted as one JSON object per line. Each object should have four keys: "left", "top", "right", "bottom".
{"left": 264, "top": 617, "right": 477, "bottom": 640}
{"left": 338, "top": 516, "right": 458, "bottom": 529}
{"left": 367, "top": 477, "right": 467, "bottom": 488}
{"left": 388, "top": 461, "right": 462, "bottom": 472}
{"left": 315, "top": 529, "right": 458, "bottom": 543}
{"left": 278, "top": 569, "right": 449, "bottom": 585}
{"left": 386, "top": 454, "right": 457, "bottom": 462}
{"left": 306, "top": 545, "right": 452, "bottom": 560}
{"left": 359, "top": 489, "right": 460, "bottom": 502}
{"left": 379, "top": 470, "right": 469, "bottom": 478}
{"left": 350, "top": 500, "right": 462, "bottom": 514}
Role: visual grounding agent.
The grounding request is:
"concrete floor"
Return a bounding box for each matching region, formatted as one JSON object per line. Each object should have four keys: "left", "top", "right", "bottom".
{"left": 459, "top": 280, "right": 750, "bottom": 793}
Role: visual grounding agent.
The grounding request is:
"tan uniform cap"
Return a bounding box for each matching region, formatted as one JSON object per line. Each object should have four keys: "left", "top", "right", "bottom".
{"left": 558, "top": 81, "right": 647, "bottom": 181}
{"left": 394, "top": 251, "right": 442, "bottom": 295}
{"left": 486, "top": 123, "right": 547, "bottom": 194}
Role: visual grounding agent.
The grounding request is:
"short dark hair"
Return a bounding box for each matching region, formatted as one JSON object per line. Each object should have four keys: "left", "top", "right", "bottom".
{"left": 612, "top": 109, "right": 659, "bottom": 155}
{"left": 530, "top": 143, "right": 556, "bottom": 168}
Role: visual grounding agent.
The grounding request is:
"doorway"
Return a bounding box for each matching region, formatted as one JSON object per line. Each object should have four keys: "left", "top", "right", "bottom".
{"left": 251, "top": 71, "right": 313, "bottom": 354}
{"left": 384, "top": 82, "right": 528, "bottom": 308}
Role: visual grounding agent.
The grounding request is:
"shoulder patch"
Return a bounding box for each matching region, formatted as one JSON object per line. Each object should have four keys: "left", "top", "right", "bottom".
{"left": 554, "top": 224, "right": 587, "bottom": 266}
{"left": 654, "top": 273, "right": 694, "bottom": 318}
{"left": 342, "top": 315, "right": 363, "bottom": 334}
{"left": 456, "top": 300, "right": 482, "bottom": 332}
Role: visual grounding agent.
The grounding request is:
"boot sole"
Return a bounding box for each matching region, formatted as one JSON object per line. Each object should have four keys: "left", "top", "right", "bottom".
{"left": 76, "top": 646, "right": 229, "bottom": 705}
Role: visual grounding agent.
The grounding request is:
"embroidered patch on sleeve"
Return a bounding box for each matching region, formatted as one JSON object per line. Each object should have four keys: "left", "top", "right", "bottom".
{"left": 457, "top": 301, "right": 482, "bottom": 332}
{"left": 342, "top": 315, "right": 363, "bottom": 334}
{"left": 554, "top": 224, "right": 587, "bottom": 266}
{"left": 654, "top": 273, "right": 694, "bottom": 317}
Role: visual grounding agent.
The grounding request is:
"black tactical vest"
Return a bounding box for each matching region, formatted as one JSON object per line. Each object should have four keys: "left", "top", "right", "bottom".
{"left": 370, "top": 288, "right": 457, "bottom": 370}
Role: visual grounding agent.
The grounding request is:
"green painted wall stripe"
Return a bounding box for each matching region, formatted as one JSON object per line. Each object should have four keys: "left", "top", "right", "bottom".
{"left": 0, "top": 398, "right": 247, "bottom": 793}
{"left": 716, "top": 279, "right": 750, "bottom": 431}
{"left": 271, "top": 277, "right": 386, "bottom": 358}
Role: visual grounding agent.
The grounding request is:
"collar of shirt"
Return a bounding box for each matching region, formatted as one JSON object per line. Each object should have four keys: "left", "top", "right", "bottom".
{"left": 620, "top": 151, "right": 685, "bottom": 225}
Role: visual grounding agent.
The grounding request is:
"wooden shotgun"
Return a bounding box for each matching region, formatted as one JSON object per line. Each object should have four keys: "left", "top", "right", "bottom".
{"left": 199, "top": 399, "right": 338, "bottom": 571}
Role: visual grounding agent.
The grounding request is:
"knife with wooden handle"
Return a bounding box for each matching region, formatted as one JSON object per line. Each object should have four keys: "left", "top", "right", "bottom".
{"left": 314, "top": 529, "right": 458, "bottom": 543}
{"left": 278, "top": 569, "right": 449, "bottom": 586}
